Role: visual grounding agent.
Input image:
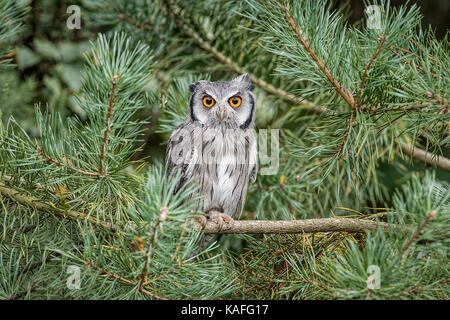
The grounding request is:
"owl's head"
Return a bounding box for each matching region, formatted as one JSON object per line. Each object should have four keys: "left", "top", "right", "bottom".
{"left": 188, "top": 74, "right": 256, "bottom": 129}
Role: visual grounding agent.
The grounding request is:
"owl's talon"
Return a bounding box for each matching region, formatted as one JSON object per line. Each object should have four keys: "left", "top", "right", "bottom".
{"left": 209, "top": 211, "right": 234, "bottom": 231}
{"left": 196, "top": 216, "right": 208, "bottom": 229}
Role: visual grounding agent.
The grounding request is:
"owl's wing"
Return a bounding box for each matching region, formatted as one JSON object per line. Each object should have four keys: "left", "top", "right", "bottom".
{"left": 249, "top": 132, "right": 258, "bottom": 183}
{"left": 165, "top": 123, "right": 197, "bottom": 194}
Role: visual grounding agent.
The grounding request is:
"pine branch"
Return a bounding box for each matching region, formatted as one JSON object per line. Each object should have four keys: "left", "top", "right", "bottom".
{"left": 83, "top": 261, "right": 168, "bottom": 300}
{"left": 1, "top": 180, "right": 407, "bottom": 235}
{"left": 139, "top": 207, "right": 168, "bottom": 291}
{"left": 335, "top": 35, "right": 386, "bottom": 157}
{"left": 355, "top": 35, "right": 387, "bottom": 107}
{"left": 116, "top": 2, "right": 450, "bottom": 171}
{"left": 401, "top": 210, "right": 436, "bottom": 262}
{"left": 278, "top": 1, "right": 450, "bottom": 170}
{"left": 387, "top": 43, "right": 439, "bottom": 79}
{"left": 99, "top": 75, "right": 120, "bottom": 176}
{"left": 334, "top": 110, "right": 355, "bottom": 157}
{"left": 280, "top": 0, "right": 355, "bottom": 109}
{"left": 0, "top": 181, "right": 117, "bottom": 232}
{"left": 37, "top": 146, "right": 100, "bottom": 177}
{"left": 117, "top": 14, "right": 151, "bottom": 31}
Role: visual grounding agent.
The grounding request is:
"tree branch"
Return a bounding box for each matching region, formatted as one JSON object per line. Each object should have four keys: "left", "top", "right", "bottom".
{"left": 139, "top": 207, "right": 168, "bottom": 291}
{"left": 399, "top": 142, "right": 450, "bottom": 171}
{"left": 401, "top": 210, "right": 436, "bottom": 262}
{"left": 196, "top": 217, "right": 407, "bottom": 234}
{"left": 1, "top": 180, "right": 407, "bottom": 235}
{"left": 334, "top": 110, "right": 355, "bottom": 157}
{"left": 117, "top": 3, "right": 450, "bottom": 171}
{"left": 83, "top": 260, "right": 168, "bottom": 300}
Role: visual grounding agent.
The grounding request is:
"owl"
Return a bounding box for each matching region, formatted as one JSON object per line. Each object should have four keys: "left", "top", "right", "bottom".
{"left": 165, "top": 74, "right": 258, "bottom": 246}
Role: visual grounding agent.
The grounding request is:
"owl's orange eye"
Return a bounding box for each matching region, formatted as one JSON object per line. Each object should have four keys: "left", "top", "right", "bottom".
{"left": 229, "top": 96, "right": 242, "bottom": 108}
{"left": 202, "top": 96, "right": 215, "bottom": 108}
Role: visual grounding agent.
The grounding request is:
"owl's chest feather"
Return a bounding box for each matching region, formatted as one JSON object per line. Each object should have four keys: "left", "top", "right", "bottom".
{"left": 197, "top": 129, "right": 248, "bottom": 205}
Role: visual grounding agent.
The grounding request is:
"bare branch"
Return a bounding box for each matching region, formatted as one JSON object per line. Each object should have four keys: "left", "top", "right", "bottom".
{"left": 399, "top": 142, "right": 450, "bottom": 171}
{"left": 196, "top": 217, "right": 407, "bottom": 234}
{"left": 1, "top": 180, "right": 408, "bottom": 236}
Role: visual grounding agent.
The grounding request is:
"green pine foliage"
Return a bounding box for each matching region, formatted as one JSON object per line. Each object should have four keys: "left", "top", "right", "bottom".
{"left": 0, "top": 0, "right": 449, "bottom": 299}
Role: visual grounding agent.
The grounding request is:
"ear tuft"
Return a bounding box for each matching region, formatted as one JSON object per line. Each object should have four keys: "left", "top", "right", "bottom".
{"left": 232, "top": 73, "right": 254, "bottom": 91}
{"left": 189, "top": 83, "right": 197, "bottom": 93}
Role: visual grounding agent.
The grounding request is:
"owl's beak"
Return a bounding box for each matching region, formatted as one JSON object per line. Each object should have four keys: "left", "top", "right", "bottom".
{"left": 216, "top": 107, "right": 227, "bottom": 123}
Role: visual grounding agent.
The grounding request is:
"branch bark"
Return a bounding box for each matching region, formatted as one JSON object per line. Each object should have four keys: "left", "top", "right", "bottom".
{"left": 399, "top": 142, "right": 450, "bottom": 171}
{"left": 196, "top": 217, "right": 407, "bottom": 234}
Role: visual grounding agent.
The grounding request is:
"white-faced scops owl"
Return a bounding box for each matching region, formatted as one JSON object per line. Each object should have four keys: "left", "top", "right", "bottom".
{"left": 165, "top": 74, "right": 258, "bottom": 246}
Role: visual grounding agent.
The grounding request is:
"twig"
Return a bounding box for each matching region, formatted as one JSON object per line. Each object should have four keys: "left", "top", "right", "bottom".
{"left": 99, "top": 75, "right": 119, "bottom": 176}
{"left": 0, "top": 181, "right": 117, "bottom": 233}
{"left": 0, "top": 51, "right": 17, "bottom": 61}
{"left": 117, "top": 14, "right": 151, "bottom": 30}
{"left": 355, "top": 36, "right": 386, "bottom": 107}
{"left": 401, "top": 210, "right": 436, "bottom": 262}
{"left": 139, "top": 207, "right": 169, "bottom": 291}
{"left": 84, "top": 261, "right": 168, "bottom": 300}
{"left": 387, "top": 45, "right": 438, "bottom": 79}
{"left": 361, "top": 211, "right": 393, "bottom": 220}
{"left": 196, "top": 217, "right": 407, "bottom": 234}
{"left": 334, "top": 110, "right": 355, "bottom": 157}
{"left": 426, "top": 91, "right": 450, "bottom": 110}
{"left": 37, "top": 146, "right": 100, "bottom": 177}
{"left": 399, "top": 142, "right": 450, "bottom": 171}
{"left": 336, "top": 35, "right": 385, "bottom": 157}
